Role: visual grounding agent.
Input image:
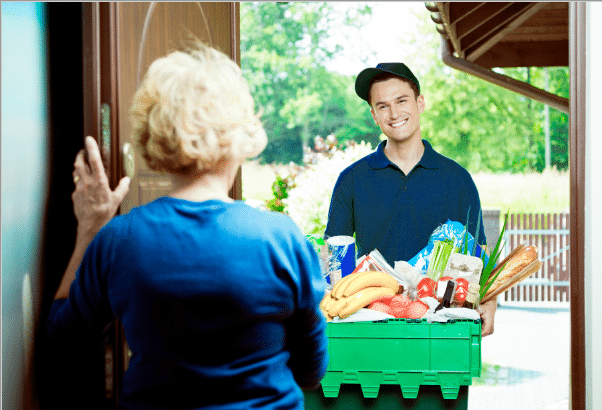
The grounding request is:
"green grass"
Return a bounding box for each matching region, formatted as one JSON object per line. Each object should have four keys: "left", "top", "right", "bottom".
{"left": 473, "top": 169, "right": 569, "bottom": 215}
{"left": 241, "top": 161, "right": 570, "bottom": 215}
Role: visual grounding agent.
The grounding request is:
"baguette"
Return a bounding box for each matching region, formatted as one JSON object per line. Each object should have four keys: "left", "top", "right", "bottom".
{"left": 482, "top": 260, "right": 543, "bottom": 303}
{"left": 483, "top": 243, "right": 525, "bottom": 290}
{"left": 485, "top": 245, "right": 538, "bottom": 296}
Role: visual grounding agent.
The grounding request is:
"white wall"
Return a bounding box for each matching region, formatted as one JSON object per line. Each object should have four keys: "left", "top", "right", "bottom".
{"left": 584, "top": 3, "right": 602, "bottom": 409}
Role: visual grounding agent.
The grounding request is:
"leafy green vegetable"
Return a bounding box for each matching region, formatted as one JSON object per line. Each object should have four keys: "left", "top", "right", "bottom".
{"left": 427, "top": 239, "right": 458, "bottom": 280}
{"left": 479, "top": 210, "right": 510, "bottom": 300}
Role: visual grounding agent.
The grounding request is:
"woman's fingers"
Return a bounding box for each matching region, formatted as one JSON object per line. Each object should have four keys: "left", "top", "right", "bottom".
{"left": 84, "top": 136, "right": 106, "bottom": 178}
{"left": 73, "top": 149, "right": 86, "bottom": 174}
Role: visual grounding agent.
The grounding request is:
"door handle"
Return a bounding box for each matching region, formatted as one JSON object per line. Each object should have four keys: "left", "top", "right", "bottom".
{"left": 100, "top": 103, "right": 112, "bottom": 173}
{"left": 122, "top": 142, "right": 135, "bottom": 179}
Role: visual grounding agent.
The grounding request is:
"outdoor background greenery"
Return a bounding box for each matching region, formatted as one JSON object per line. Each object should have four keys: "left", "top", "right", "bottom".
{"left": 240, "top": 2, "right": 569, "bottom": 226}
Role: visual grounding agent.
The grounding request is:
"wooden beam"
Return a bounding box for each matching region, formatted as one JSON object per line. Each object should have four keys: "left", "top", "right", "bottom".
{"left": 448, "top": 2, "right": 486, "bottom": 26}
{"left": 461, "top": 3, "right": 534, "bottom": 54}
{"left": 440, "top": 38, "right": 568, "bottom": 112}
{"left": 455, "top": 2, "right": 514, "bottom": 40}
{"left": 435, "top": 2, "right": 464, "bottom": 58}
{"left": 503, "top": 26, "right": 568, "bottom": 42}
{"left": 473, "top": 40, "right": 569, "bottom": 68}
{"left": 466, "top": 2, "right": 547, "bottom": 63}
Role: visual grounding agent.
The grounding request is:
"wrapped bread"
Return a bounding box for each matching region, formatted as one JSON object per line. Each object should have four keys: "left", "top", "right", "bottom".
{"left": 483, "top": 245, "right": 539, "bottom": 300}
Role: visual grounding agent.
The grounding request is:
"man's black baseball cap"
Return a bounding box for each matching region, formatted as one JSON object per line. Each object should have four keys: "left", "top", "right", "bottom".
{"left": 355, "top": 62, "right": 420, "bottom": 102}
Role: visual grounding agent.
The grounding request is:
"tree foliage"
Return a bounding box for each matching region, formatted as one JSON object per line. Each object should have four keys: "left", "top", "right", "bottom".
{"left": 405, "top": 9, "right": 569, "bottom": 173}
{"left": 240, "top": 2, "right": 378, "bottom": 164}
{"left": 241, "top": 2, "right": 569, "bottom": 172}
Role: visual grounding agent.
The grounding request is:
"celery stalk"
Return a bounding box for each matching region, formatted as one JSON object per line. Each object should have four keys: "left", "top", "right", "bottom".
{"left": 427, "top": 239, "right": 457, "bottom": 280}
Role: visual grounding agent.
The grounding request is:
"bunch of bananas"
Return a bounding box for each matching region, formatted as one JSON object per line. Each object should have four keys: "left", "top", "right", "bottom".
{"left": 319, "top": 271, "right": 401, "bottom": 321}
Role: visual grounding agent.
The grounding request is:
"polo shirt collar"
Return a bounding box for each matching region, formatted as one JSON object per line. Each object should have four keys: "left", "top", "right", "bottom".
{"left": 368, "top": 139, "right": 441, "bottom": 170}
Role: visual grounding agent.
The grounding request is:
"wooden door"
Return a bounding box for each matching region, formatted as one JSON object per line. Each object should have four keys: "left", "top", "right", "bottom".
{"left": 116, "top": 2, "right": 241, "bottom": 213}
{"left": 82, "top": 3, "right": 239, "bottom": 407}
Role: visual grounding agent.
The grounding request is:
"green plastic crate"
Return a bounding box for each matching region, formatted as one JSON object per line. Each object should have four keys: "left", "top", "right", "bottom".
{"left": 319, "top": 318, "right": 482, "bottom": 401}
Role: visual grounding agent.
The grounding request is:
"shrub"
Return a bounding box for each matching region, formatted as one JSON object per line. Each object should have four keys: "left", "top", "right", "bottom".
{"left": 282, "top": 136, "right": 374, "bottom": 234}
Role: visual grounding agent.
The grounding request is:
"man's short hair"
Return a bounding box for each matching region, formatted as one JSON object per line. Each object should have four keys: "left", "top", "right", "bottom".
{"left": 367, "top": 72, "right": 420, "bottom": 106}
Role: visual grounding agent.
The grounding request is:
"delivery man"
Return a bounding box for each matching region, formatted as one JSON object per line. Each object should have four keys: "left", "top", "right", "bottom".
{"left": 324, "top": 62, "right": 497, "bottom": 336}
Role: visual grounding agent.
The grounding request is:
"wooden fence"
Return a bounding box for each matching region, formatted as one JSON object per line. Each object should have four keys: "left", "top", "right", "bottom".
{"left": 500, "top": 212, "right": 570, "bottom": 304}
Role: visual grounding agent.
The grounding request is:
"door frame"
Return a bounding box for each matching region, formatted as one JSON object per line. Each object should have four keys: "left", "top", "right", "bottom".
{"left": 569, "top": 3, "right": 586, "bottom": 410}
{"left": 78, "top": 2, "right": 589, "bottom": 409}
{"left": 82, "top": 3, "right": 124, "bottom": 407}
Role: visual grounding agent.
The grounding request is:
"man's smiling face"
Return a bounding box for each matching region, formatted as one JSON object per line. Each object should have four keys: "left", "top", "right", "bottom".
{"left": 369, "top": 77, "right": 425, "bottom": 144}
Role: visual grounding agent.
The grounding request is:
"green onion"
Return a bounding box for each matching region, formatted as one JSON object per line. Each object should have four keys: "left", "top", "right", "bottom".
{"left": 478, "top": 210, "right": 510, "bottom": 300}
{"left": 427, "top": 239, "right": 458, "bottom": 280}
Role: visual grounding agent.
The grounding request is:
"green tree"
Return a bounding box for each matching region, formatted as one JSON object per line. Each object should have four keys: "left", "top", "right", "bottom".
{"left": 401, "top": 6, "right": 569, "bottom": 173}
{"left": 521, "top": 66, "right": 569, "bottom": 171}
{"left": 240, "top": 2, "right": 375, "bottom": 164}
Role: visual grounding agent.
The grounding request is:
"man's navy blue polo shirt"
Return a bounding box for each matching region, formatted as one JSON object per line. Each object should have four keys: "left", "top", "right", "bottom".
{"left": 325, "top": 139, "right": 486, "bottom": 267}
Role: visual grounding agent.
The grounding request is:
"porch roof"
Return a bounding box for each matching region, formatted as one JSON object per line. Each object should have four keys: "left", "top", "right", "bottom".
{"left": 424, "top": 2, "right": 569, "bottom": 112}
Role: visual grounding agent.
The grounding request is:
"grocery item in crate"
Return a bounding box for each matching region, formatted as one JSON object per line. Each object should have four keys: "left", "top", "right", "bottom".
{"left": 408, "top": 220, "right": 488, "bottom": 271}
{"left": 445, "top": 253, "right": 483, "bottom": 284}
{"left": 353, "top": 249, "right": 403, "bottom": 281}
{"left": 363, "top": 293, "right": 433, "bottom": 320}
{"left": 480, "top": 244, "right": 542, "bottom": 303}
{"left": 434, "top": 279, "right": 457, "bottom": 312}
{"left": 393, "top": 260, "right": 425, "bottom": 292}
{"left": 418, "top": 295, "right": 481, "bottom": 322}
{"left": 426, "top": 306, "right": 481, "bottom": 323}
{"left": 319, "top": 270, "right": 401, "bottom": 321}
{"left": 326, "top": 235, "right": 356, "bottom": 285}
{"left": 393, "top": 261, "right": 461, "bottom": 303}
{"left": 454, "top": 278, "right": 470, "bottom": 304}
{"left": 463, "top": 283, "right": 481, "bottom": 309}
{"left": 417, "top": 276, "right": 437, "bottom": 298}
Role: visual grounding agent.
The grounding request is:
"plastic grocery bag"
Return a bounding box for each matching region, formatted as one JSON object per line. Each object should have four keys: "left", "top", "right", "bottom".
{"left": 331, "top": 308, "right": 394, "bottom": 323}
{"left": 393, "top": 260, "right": 426, "bottom": 294}
{"left": 407, "top": 220, "right": 488, "bottom": 270}
{"left": 354, "top": 249, "right": 404, "bottom": 284}
{"left": 425, "top": 307, "right": 481, "bottom": 323}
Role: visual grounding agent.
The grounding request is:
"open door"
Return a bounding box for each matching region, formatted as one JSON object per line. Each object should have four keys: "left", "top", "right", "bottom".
{"left": 81, "top": 3, "right": 240, "bottom": 406}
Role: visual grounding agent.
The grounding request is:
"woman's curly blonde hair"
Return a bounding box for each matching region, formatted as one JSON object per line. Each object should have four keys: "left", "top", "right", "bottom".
{"left": 130, "top": 43, "right": 267, "bottom": 175}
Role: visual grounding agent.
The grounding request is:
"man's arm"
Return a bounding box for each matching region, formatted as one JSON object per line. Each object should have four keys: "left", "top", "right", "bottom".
{"left": 478, "top": 296, "right": 497, "bottom": 337}
{"left": 324, "top": 172, "right": 355, "bottom": 239}
{"left": 457, "top": 170, "right": 495, "bottom": 336}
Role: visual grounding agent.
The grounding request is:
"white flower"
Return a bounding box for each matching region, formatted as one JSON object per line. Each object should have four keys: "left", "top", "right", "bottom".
{"left": 284, "top": 141, "right": 374, "bottom": 234}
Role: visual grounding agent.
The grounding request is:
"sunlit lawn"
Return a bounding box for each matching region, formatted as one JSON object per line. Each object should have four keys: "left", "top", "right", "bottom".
{"left": 242, "top": 160, "right": 570, "bottom": 215}
{"left": 472, "top": 169, "right": 569, "bottom": 215}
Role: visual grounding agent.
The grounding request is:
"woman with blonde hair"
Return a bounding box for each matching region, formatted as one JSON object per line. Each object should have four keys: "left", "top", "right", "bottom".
{"left": 48, "top": 43, "right": 328, "bottom": 410}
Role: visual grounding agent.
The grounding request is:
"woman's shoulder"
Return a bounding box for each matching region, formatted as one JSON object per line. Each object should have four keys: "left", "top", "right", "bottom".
{"left": 234, "top": 201, "right": 299, "bottom": 229}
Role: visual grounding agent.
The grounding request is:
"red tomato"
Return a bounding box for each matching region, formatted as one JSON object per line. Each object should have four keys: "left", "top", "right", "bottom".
{"left": 416, "top": 277, "right": 436, "bottom": 299}
{"left": 454, "top": 278, "right": 470, "bottom": 303}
